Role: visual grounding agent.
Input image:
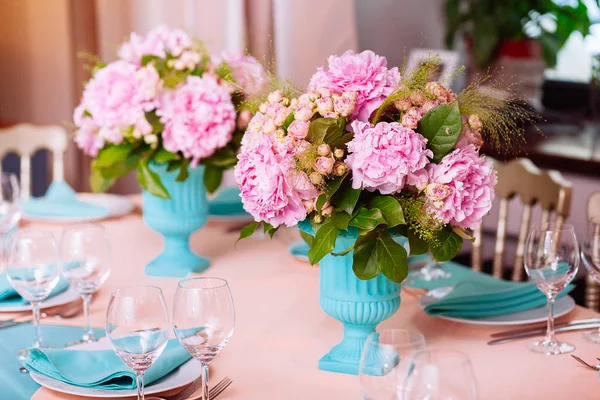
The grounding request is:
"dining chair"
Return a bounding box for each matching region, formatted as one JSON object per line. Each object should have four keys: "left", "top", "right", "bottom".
{"left": 0, "top": 123, "right": 67, "bottom": 199}
{"left": 471, "top": 158, "right": 573, "bottom": 282}
{"left": 585, "top": 192, "right": 600, "bottom": 310}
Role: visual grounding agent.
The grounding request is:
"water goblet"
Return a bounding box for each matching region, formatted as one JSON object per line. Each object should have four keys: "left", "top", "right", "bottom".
{"left": 524, "top": 223, "right": 579, "bottom": 355}
{"left": 173, "top": 278, "right": 235, "bottom": 400}
{"left": 403, "top": 348, "right": 478, "bottom": 400}
{"left": 106, "top": 286, "right": 169, "bottom": 400}
{"left": 359, "top": 329, "right": 426, "bottom": 400}
{"left": 4, "top": 228, "right": 61, "bottom": 347}
{"left": 0, "top": 172, "right": 21, "bottom": 234}
{"left": 60, "top": 223, "right": 111, "bottom": 343}
{"left": 581, "top": 215, "right": 600, "bottom": 343}
{"left": 408, "top": 253, "right": 451, "bottom": 282}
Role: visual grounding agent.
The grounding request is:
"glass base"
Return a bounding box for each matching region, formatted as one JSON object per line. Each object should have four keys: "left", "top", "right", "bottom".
{"left": 528, "top": 339, "right": 575, "bottom": 355}
{"left": 582, "top": 330, "right": 600, "bottom": 343}
{"left": 409, "top": 265, "right": 451, "bottom": 281}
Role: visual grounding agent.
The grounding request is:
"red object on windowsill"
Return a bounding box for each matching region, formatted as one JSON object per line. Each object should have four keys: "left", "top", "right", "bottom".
{"left": 464, "top": 36, "right": 542, "bottom": 61}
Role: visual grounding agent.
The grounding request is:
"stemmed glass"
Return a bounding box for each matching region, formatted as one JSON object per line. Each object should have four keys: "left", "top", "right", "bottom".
{"left": 359, "top": 329, "right": 427, "bottom": 400}
{"left": 0, "top": 172, "right": 21, "bottom": 234}
{"left": 173, "top": 278, "right": 235, "bottom": 400}
{"left": 60, "top": 223, "right": 111, "bottom": 343}
{"left": 524, "top": 223, "right": 579, "bottom": 355}
{"left": 4, "top": 229, "right": 61, "bottom": 347}
{"left": 581, "top": 215, "right": 600, "bottom": 343}
{"left": 408, "top": 253, "right": 451, "bottom": 281}
{"left": 106, "top": 286, "right": 169, "bottom": 400}
{"left": 403, "top": 348, "right": 478, "bottom": 400}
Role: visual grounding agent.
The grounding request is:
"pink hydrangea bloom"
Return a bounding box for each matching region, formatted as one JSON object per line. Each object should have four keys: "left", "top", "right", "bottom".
{"left": 118, "top": 25, "right": 194, "bottom": 65}
{"left": 234, "top": 133, "right": 318, "bottom": 227}
{"left": 308, "top": 50, "right": 400, "bottom": 121}
{"left": 158, "top": 75, "right": 236, "bottom": 165}
{"left": 215, "top": 51, "right": 268, "bottom": 95}
{"left": 346, "top": 121, "right": 433, "bottom": 195}
{"left": 425, "top": 145, "right": 497, "bottom": 229}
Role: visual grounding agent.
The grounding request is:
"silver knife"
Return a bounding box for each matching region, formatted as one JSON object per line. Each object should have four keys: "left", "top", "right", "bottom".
{"left": 0, "top": 320, "right": 28, "bottom": 330}
{"left": 487, "top": 323, "right": 600, "bottom": 345}
{"left": 490, "top": 318, "right": 600, "bottom": 338}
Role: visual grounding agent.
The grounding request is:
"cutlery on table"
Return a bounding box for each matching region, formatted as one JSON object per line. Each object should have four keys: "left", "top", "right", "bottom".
{"left": 487, "top": 323, "right": 600, "bottom": 345}
{"left": 571, "top": 355, "right": 600, "bottom": 371}
{"left": 0, "top": 301, "right": 84, "bottom": 330}
{"left": 491, "top": 318, "right": 600, "bottom": 338}
{"left": 148, "top": 376, "right": 233, "bottom": 400}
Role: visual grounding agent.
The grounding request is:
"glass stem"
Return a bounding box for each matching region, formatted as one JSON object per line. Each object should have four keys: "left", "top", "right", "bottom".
{"left": 81, "top": 294, "right": 94, "bottom": 342}
{"left": 31, "top": 301, "right": 42, "bottom": 348}
{"left": 545, "top": 293, "right": 556, "bottom": 344}
{"left": 135, "top": 371, "right": 145, "bottom": 400}
{"left": 201, "top": 362, "right": 210, "bottom": 400}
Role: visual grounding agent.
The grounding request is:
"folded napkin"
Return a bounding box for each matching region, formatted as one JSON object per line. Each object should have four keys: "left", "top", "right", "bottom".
{"left": 209, "top": 187, "right": 246, "bottom": 216}
{"left": 0, "top": 274, "right": 69, "bottom": 306}
{"left": 289, "top": 241, "right": 310, "bottom": 259}
{"left": 19, "top": 180, "right": 109, "bottom": 219}
{"left": 422, "top": 265, "right": 574, "bottom": 318}
{"left": 20, "top": 338, "right": 191, "bottom": 390}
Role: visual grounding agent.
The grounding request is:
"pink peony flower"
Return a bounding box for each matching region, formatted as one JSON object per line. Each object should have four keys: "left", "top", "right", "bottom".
{"left": 287, "top": 120, "right": 309, "bottom": 139}
{"left": 74, "top": 126, "right": 104, "bottom": 157}
{"left": 118, "top": 25, "right": 194, "bottom": 65}
{"left": 158, "top": 75, "right": 236, "bottom": 165}
{"left": 333, "top": 92, "right": 357, "bottom": 117}
{"left": 234, "top": 133, "right": 318, "bottom": 227}
{"left": 215, "top": 51, "right": 268, "bottom": 95}
{"left": 308, "top": 50, "right": 400, "bottom": 121}
{"left": 346, "top": 121, "right": 433, "bottom": 195}
{"left": 425, "top": 145, "right": 497, "bottom": 229}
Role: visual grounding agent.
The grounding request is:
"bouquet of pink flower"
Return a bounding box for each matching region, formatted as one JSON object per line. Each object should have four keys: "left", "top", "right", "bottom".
{"left": 235, "top": 50, "right": 529, "bottom": 284}
{"left": 74, "top": 25, "right": 267, "bottom": 198}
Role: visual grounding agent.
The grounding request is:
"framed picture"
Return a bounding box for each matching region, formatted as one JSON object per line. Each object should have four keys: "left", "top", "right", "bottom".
{"left": 406, "top": 48, "right": 461, "bottom": 85}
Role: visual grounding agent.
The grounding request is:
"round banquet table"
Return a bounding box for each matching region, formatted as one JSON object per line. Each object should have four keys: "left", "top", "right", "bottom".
{"left": 15, "top": 196, "right": 599, "bottom": 400}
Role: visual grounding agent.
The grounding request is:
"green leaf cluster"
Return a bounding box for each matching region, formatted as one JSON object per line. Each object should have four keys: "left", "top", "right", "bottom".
{"left": 416, "top": 101, "right": 462, "bottom": 162}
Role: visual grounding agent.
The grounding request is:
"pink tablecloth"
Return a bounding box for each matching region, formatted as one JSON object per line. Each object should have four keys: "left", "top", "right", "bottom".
{"left": 18, "top": 201, "right": 599, "bottom": 400}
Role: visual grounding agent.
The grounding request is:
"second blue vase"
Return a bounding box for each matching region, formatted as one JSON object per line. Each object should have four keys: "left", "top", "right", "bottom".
{"left": 142, "top": 162, "right": 209, "bottom": 277}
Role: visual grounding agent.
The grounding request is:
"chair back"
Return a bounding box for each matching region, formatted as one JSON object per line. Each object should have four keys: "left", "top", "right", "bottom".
{"left": 471, "top": 158, "right": 572, "bottom": 281}
{"left": 586, "top": 192, "right": 600, "bottom": 310}
{"left": 0, "top": 123, "right": 67, "bottom": 199}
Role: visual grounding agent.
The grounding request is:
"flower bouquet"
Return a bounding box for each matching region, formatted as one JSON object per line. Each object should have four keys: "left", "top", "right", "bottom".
{"left": 235, "top": 50, "right": 531, "bottom": 374}
{"left": 74, "top": 25, "right": 267, "bottom": 277}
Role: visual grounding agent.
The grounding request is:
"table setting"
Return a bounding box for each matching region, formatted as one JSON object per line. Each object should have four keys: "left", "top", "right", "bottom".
{"left": 0, "top": 25, "right": 600, "bottom": 400}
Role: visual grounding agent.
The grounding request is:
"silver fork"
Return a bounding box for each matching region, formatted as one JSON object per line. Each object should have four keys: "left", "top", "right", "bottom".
{"left": 150, "top": 376, "right": 232, "bottom": 400}
{"left": 571, "top": 355, "right": 600, "bottom": 370}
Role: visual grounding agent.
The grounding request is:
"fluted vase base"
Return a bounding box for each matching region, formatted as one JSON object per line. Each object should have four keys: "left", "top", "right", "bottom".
{"left": 145, "top": 241, "right": 209, "bottom": 278}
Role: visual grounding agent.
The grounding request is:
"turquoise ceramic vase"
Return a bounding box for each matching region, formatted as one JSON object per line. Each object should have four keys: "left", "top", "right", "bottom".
{"left": 301, "top": 223, "right": 401, "bottom": 375}
{"left": 142, "top": 162, "right": 209, "bottom": 277}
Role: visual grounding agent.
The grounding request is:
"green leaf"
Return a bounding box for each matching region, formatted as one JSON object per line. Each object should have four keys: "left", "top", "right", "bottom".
{"left": 137, "top": 162, "right": 170, "bottom": 199}
{"left": 349, "top": 208, "right": 386, "bottom": 231}
{"left": 95, "top": 143, "right": 133, "bottom": 168}
{"left": 204, "top": 166, "right": 223, "bottom": 194}
{"left": 407, "top": 229, "right": 428, "bottom": 256}
{"left": 330, "top": 210, "right": 353, "bottom": 230}
{"left": 375, "top": 232, "right": 408, "bottom": 283}
{"left": 369, "top": 196, "right": 405, "bottom": 227}
{"left": 352, "top": 232, "right": 379, "bottom": 280}
{"left": 166, "top": 160, "right": 182, "bottom": 172}
{"left": 263, "top": 222, "right": 278, "bottom": 238}
{"left": 325, "top": 173, "right": 348, "bottom": 197}
{"left": 315, "top": 193, "right": 327, "bottom": 213}
{"left": 417, "top": 101, "right": 462, "bottom": 163}
{"left": 306, "top": 118, "right": 337, "bottom": 144}
{"left": 323, "top": 124, "right": 344, "bottom": 145}
{"left": 282, "top": 113, "right": 295, "bottom": 130}
{"left": 299, "top": 230, "right": 315, "bottom": 247}
{"left": 430, "top": 225, "right": 463, "bottom": 262}
{"left": 175, "top": 160, "right": 190, "bottom": 182}
{"left": 307, "top": 222, "right": 339, "bottom": 265}
{"left": 331, "top": 180, "right": 361, "bottom": 214}
{"left": 237, "top": 221, "right": 260, "bottom": 243}
{"left": 141, "top": 55, "right": 162, "bottom": 67}
{"left": 89, "top": 167, "right": 116, "bottom": 193}
{"left": 330, "top": 132, "right": 353, "bottom": 150}
{"left": 153, "top": 148, "right": 179, "bottom": 163}
{"left": 203, "top": 147, "right": 238, "bottom": 168}
{"left": 332, "top": 244, "right": 354, "bottom": 257}
{"left": 215, "top": 61, "right": 233, "bottom": 82}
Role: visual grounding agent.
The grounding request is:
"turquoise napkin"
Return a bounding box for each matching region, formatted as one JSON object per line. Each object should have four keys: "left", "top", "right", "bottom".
{"left": 289, "top": 241, "right": 310, "bottom": 259}
{"left": 0, "top": 274, "right": 69, "bottom": 306}
{"left": 0, "top": 323, "right": 105, "bottom": 400}
{"left": 20, "top": 338, "right": 191, "bottom": 390}
{"left": 19, "top": 180, "right": 109, "bottom": 219}
{"left": 209, "top": 187, "right": 246, "bottom": 216}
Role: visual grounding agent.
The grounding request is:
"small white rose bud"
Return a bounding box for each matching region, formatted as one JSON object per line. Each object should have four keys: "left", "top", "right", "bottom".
{"left": 333, "top": 148, "right": 345, "bottom": 159}
{"left": 309, "top": 171, "right": 323, "bottom": 185}
{"left": 321, "top": 205, "right": 333, "bottom": 217}
{"left": 317, "top": 144, "right": 331, "bottom": 156}
{"left": 313, "top": 214, "right": 323, "bottom": 224}
{"left": 334, "top": 161, "right": 347, "bottom": 176}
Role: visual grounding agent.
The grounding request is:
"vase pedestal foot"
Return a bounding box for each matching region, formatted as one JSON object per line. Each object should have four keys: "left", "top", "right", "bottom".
{"left": 145, "top": 250, "right": 209, "bottom": 278}
{"left": 318, "top": 325, "right": 375, "bottom": 375}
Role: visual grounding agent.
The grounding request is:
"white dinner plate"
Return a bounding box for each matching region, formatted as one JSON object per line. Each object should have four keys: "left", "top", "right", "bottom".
{"left": 419, "top": 286, "right": 576, "bottom": 326}
{"left": 22, "top": 193, "right": 135, "bottom": 224}
{"left": 29, "top": 341, "right": 201, "bottom": 398}
{"left": 0, "top": 286, "right": 80, "bottom": 313}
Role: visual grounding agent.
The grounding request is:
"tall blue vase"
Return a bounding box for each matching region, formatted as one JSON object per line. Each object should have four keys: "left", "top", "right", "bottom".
{"left": 318, "top": 230, "right": 401, "bottom": 375}
{"left": 142, "top": 162, "right": 209, "bottom": 277}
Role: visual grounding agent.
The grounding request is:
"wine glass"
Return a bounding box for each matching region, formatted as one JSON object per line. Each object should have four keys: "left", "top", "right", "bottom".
{"left": 581, "top": 215, "right": 600, "bottom": 343}
{"left": 403, "top": 348, "right": 477, "bottom": 400}
{"left": 0, "top": 172, "right": 21, "bottom": 234}
{"left": 4, "top": 228, "right": 61, "bottom": 347}
{"left": 408, "top": 253, "right": 451, "bottom": 282}
{"left": 524, "top": 223, "right": 579, "bottom": 355}
{"left": 359, "top": 329, "right": 426, "bottom": 400}
{"left": 60, "top": 223, "right": 111, "bottom": 343}
{"left": 106, "top": 286, "right": 169, "bottom": 400}
{"left": 173, "top": 278, "right": 235, "bottom": 400}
